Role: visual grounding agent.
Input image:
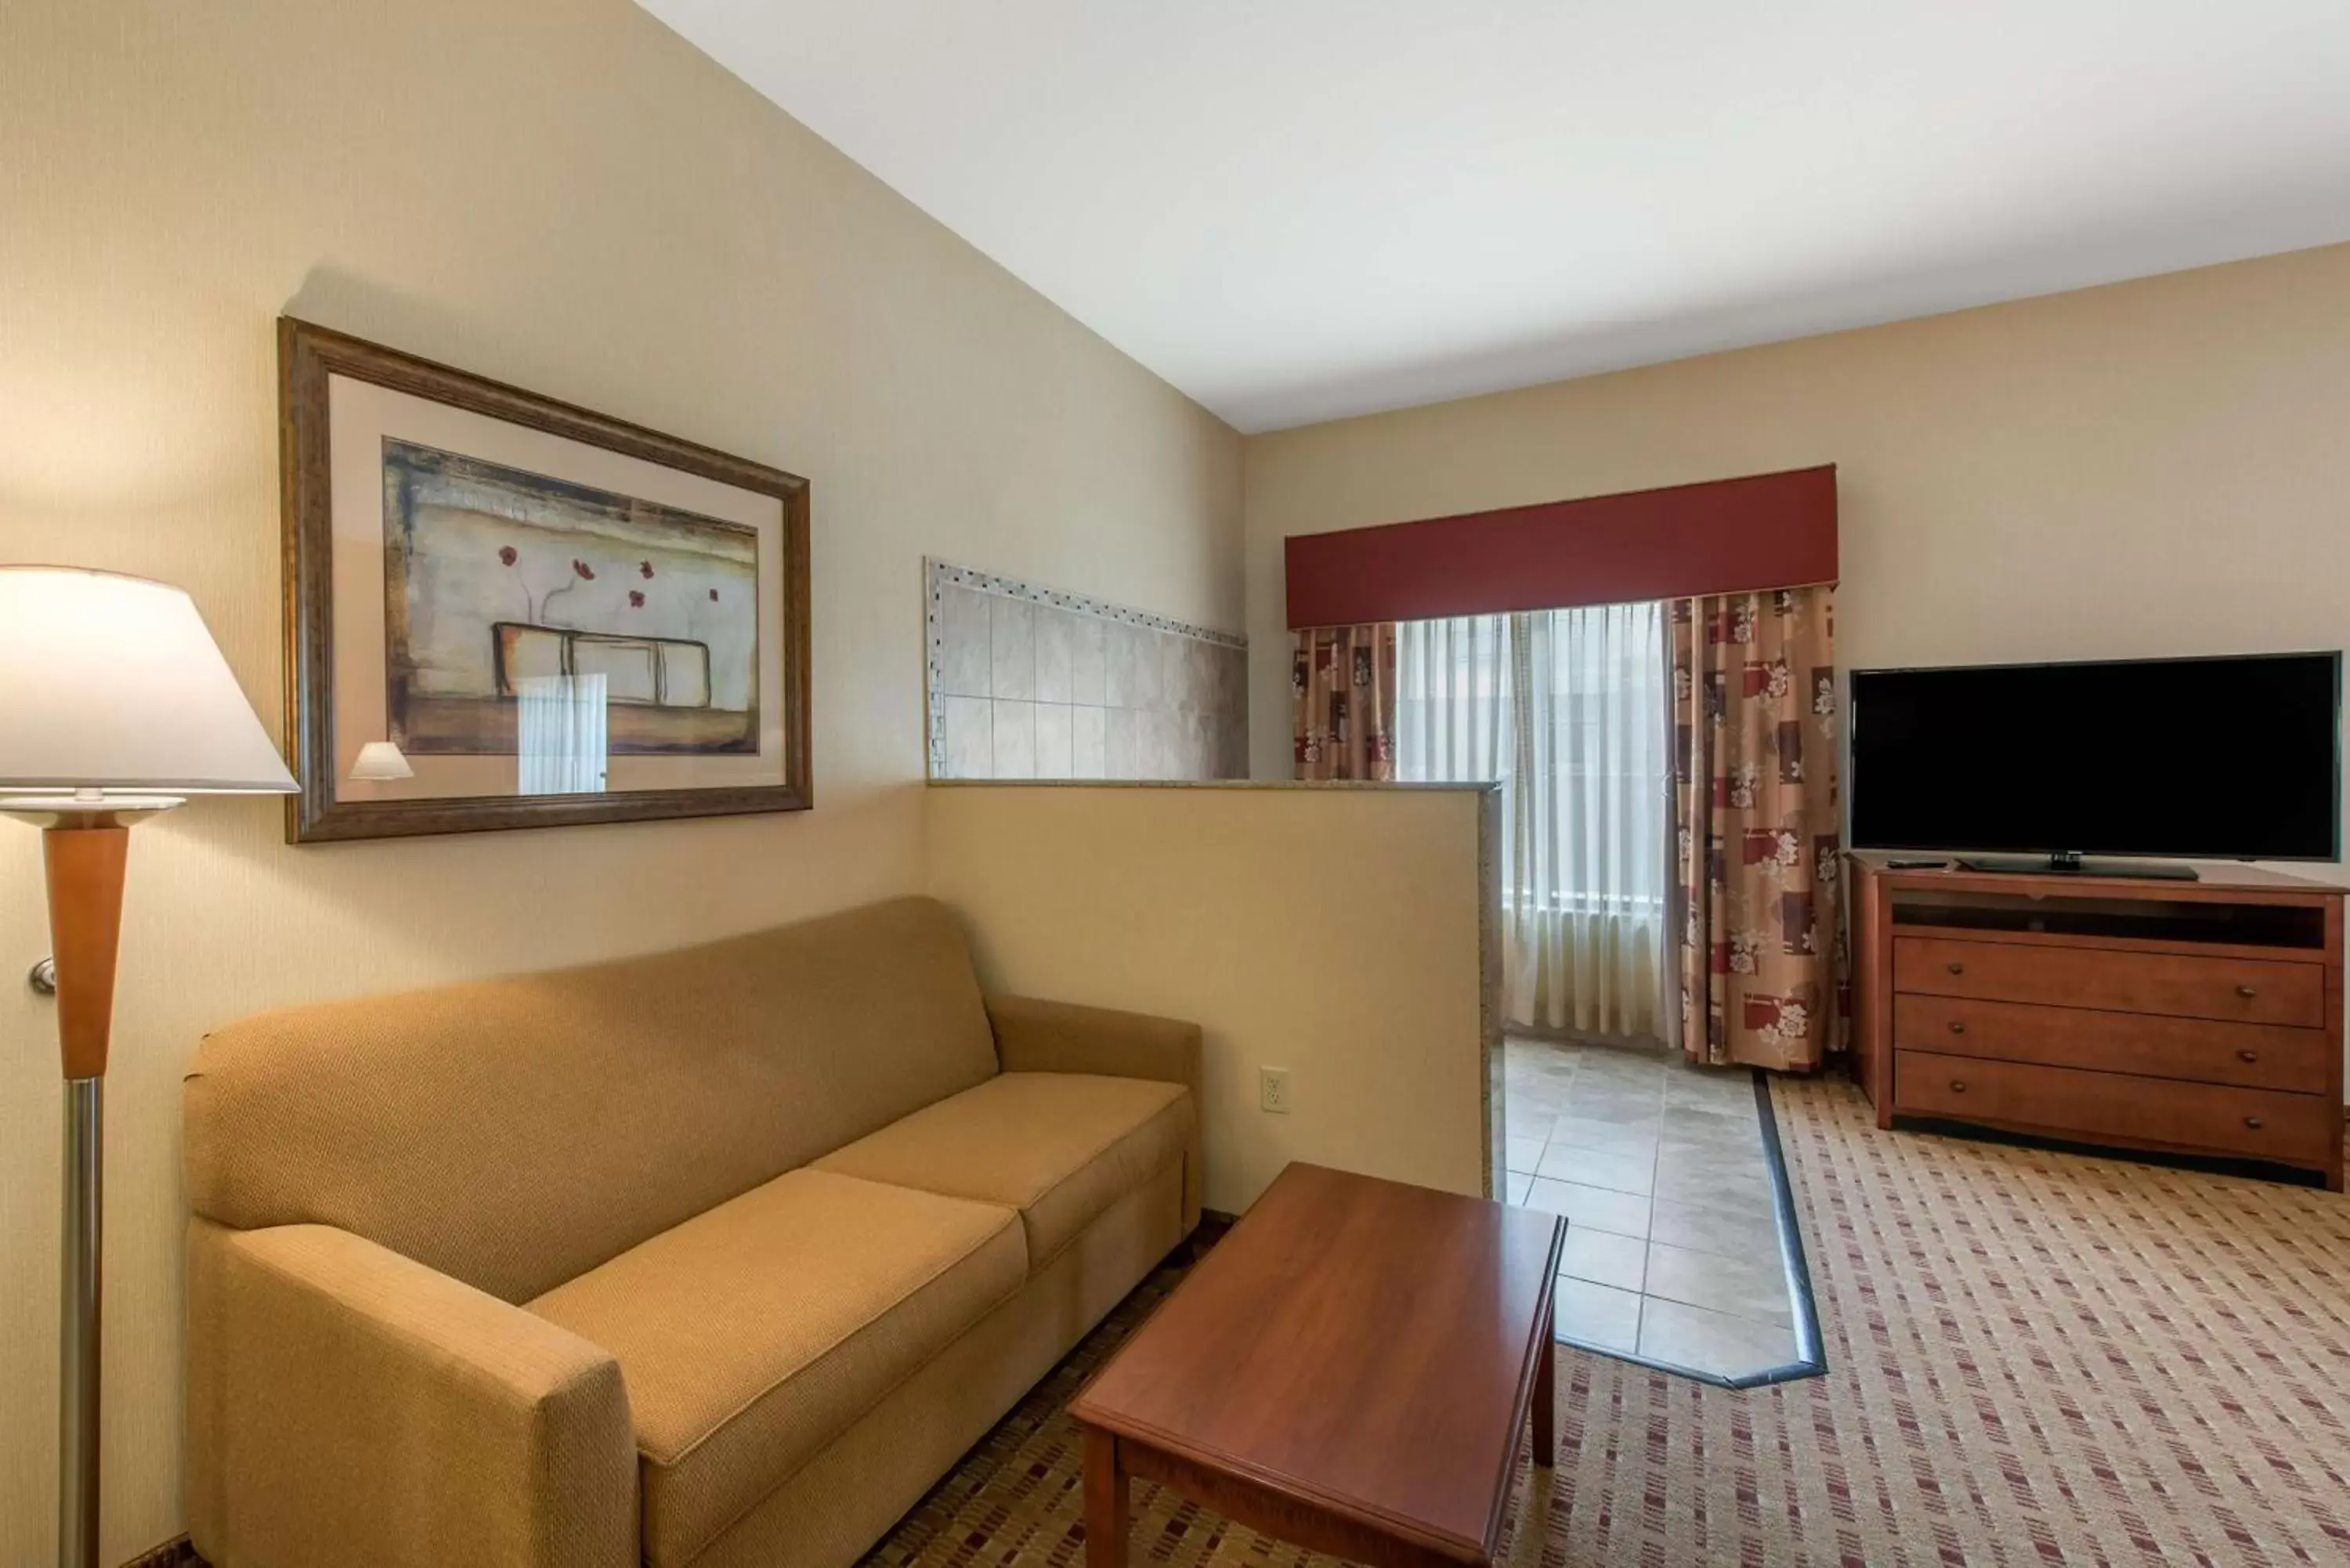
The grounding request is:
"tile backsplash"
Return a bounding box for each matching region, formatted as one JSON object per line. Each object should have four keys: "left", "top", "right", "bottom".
{"left": 926, "top": 560, "right": 1248, "bottom": 781}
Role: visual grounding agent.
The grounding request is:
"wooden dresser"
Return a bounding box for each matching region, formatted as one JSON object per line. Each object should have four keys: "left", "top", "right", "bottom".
{"left": 1851, "top": 854, "right": 2345, "bottom": 1190}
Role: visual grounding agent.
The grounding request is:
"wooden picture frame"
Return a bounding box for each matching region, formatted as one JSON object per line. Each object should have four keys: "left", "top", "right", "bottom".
{"left": 279, "top": 318, "right": 812, "bottom": 842}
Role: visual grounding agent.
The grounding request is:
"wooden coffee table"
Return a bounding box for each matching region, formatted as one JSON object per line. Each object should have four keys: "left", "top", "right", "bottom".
{"left": 1071, "top": 1162, "right": 1566, "bottom": 1568}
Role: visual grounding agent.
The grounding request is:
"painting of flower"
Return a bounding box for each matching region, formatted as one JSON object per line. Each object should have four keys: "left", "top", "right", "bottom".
{"left": 280, "top": 316, "right": 809, "bottom": 844}
{"left": 381, "top": 438, "right": 761, "bottom": 758}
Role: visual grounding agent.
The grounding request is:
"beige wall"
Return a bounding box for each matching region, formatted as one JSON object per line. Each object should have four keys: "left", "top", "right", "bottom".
{"left": 924, "top": 783, "right": 1494, "bottom": 1216}
{"left": 0, "top": 1, "right": 1239, "bottom": 1559}
{"left": 1243, "top": 240, "right": 2350, "bottom": 871}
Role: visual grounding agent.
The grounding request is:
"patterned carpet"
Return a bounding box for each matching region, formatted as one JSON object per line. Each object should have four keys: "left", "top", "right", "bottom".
{"left": 864, "top": 1076, "right": 2350, "bottom": 1568}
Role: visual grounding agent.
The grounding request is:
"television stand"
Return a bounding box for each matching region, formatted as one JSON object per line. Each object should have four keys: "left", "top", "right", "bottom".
{"left": 1954, "top": 851, "right": 2199, "bottom": 882}
{"left": 1850, "top": 853, "right": 2344, "bottom": 1190}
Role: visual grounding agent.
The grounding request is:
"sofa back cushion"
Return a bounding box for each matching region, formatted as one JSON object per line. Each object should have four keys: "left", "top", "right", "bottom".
{"left": 184, "top": 896, "right": 1000, "bottom": 1302}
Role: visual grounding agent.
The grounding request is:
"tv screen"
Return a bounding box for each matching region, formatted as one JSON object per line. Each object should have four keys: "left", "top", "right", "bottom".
{"left": 1849, "top": 652, "right": 2342, "bottom": 862}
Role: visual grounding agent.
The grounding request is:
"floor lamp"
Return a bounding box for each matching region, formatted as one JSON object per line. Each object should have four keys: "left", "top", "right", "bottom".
{"left": 0, "top": 566, "right": 298, "bottom": 1568}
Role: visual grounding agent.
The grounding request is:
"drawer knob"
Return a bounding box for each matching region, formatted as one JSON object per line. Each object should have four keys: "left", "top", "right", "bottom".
{"left": 1948, "top": 1021, "right": 1966, "bottom": 1035}
{"left": 1950, "top": 1079, "right": 1967, "bottom": 1093}
{"left": 2239, "top": 1050, "right": 2260, "bottom": 1064}
{"left": 2237, "top": 985, "right": 2258, "bottom": 999}
{"left": 2244, "top": 1116, "right": 2265, "bottom": 1130}
{"left": 1946, "top": 961, "right": 1965, "bottom": 976}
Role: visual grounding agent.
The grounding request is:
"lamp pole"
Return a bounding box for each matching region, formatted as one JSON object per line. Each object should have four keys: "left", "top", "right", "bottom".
{"left": 34, "top": 804, "right": 132, "bottom": 1568}
{"left": 60, "top": 1074, "right": 102, "bottom": 1568}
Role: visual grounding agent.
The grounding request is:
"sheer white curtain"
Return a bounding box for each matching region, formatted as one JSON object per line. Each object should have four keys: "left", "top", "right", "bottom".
{"left": 1398, "top": 603, "right": 1670, "bottom": 1038}
{"left": 517, "top": 673, "right": 610, "bottom": 795}
{"left": 1397, "top": 615, "right": 1511, "bottom": 780}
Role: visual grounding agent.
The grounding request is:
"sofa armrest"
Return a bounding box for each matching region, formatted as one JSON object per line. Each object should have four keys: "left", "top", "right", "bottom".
{"left": 985, "top": 993, "right": 1201, "bottom": 1089}
{"left": 985, "top": 993, "right": 1204, "bottom": 1232}
{"left": 186, "top": 1218, "right": 636, "bottom": 1568}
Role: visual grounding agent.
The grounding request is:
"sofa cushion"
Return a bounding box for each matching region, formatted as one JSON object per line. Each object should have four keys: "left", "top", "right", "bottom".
{"left": 813, "top": 1073, "right": 1191, "bottom": 1270}
{"left": 526, "top": 1169, "right": 1022, "bottom": 1568}
{"left": 186, "top": 897, "right": 1000, "bottom": 1303}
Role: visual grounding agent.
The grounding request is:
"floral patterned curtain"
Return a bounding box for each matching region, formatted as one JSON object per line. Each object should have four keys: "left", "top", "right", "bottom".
{"left": 1291, "top": 623, "right": 1397, "bottom": 781}
{"left": 1671, "top": 587, "right": 1844, "bottom": 1070}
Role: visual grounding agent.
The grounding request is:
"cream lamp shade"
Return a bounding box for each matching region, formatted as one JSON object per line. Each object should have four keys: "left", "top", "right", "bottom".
{"left": 0, "top": 565, "right": 298, "bottom": 802}
{"left": 348, "top": 739, "right": 415, "bottom": 782}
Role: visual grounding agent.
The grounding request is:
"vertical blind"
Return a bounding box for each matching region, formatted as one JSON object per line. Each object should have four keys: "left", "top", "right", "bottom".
{"left": 1397, "top": 602, "right": 1670, "bottom": 1036}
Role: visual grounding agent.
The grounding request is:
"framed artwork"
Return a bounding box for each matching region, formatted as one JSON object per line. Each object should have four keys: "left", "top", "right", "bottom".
{"left": 278, "top": 318, "right": 812, "bottom": 842}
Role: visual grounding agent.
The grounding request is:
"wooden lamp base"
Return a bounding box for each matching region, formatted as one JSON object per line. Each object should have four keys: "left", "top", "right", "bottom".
{"left": 45, "top": 815, "right": 129, "bottom": 1077}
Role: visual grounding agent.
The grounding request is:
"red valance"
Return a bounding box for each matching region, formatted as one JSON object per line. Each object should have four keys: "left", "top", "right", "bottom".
{"left": 1283, "top": 464, "right": 1837, "bottom": 630}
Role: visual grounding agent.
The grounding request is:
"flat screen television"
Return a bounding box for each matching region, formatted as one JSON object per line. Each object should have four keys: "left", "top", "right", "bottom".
{"left": 1848, "top": 651, "right": 2342, "bottom": 873}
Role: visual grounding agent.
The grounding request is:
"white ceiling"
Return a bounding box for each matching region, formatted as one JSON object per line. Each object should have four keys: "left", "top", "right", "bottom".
{"left": 638, "top": 1, "right": 2350, "bottom": 432}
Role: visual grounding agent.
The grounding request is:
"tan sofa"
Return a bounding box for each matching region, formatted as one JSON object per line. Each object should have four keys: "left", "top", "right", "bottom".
{"left": 182, "top": 897, "right": 1201, "bottom": 1568}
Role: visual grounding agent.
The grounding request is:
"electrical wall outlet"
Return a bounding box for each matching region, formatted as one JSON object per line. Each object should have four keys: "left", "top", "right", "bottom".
{"left": 1259, "top": 1066, "right": 1292, "bottom": 1115}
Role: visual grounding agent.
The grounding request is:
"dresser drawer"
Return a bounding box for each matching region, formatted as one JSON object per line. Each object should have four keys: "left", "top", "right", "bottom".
{"left": 1893, "top": 1049, "right": 2338, "bottom": 1165}
{"left": 1893, "top": 938, "right": 2324, "bottom": 1027}
{"left": 1893, "top": 994, "right": 2333, "bottom": 1093}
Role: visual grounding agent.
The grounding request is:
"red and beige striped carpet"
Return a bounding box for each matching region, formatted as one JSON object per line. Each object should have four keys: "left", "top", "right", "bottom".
{"left": 866, "top": 1076, "right": 2350, "bottom": 1567}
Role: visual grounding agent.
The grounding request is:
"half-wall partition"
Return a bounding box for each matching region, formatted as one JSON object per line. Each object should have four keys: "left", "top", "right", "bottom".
{"left": 924, "top": 781, "right": 1499, "bottom": 1213}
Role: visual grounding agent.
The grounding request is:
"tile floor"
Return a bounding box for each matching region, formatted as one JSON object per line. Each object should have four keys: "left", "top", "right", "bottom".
{"left": 1505, "top": 1032, "right": 1806, "bottom": 1380}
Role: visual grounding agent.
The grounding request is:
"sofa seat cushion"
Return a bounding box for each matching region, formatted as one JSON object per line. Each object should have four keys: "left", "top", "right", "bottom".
{"left": 813, "top": 1072, "right": 1191, "bottom": 1270}
{"left": 526, "top": 1168, "right": 1023, "bottom": 1567}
